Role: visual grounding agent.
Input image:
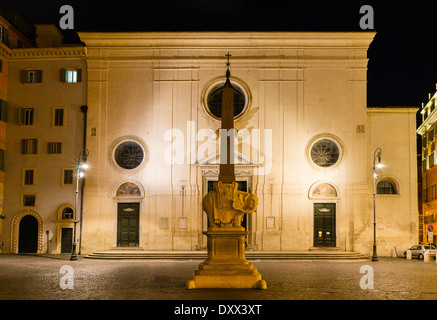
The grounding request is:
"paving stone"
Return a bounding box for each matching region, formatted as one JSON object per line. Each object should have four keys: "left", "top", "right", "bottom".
{"left": 0, "top": 254, "right": 436, "bottom": 300}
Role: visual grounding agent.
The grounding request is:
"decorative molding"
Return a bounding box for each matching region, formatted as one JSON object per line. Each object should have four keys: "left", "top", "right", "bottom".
{"left": 11, "top": 210, "right": 43, "bottom": 253}
{"left": 9, "top": 46, "right": 86, "bottom": 60}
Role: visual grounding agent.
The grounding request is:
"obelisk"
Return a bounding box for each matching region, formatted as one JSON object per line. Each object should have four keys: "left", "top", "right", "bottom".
{"left": 186, "top": 53, "right": 267, "bottom": 290}
{"left": 218, "top": 53, "right": 236, "bottom": 183}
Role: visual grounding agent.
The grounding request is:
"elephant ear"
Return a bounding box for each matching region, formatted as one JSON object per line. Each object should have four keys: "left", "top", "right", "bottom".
{"left": 233, "top": 192, "right": 258, "bottom": 213}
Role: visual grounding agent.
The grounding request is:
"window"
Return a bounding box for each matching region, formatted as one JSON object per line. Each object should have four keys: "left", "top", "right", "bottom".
{"left": 0, "top": 59, "right": 3, "bottom": 73}
{"left": 377, "top": 181, "right": 395, "bottom": 195}
{"left": 309, "top": 137, "right": 342, "bottom": 168}
{"left": 425, "top": 184, "right": 437, "bottom": 203}
{"left": 61, "top": 68, "right": 82, "bottom": 83}
{"left": 48, "top": 142, "right": 62, "bottom": 155}
{"left": 62, "top": 168, "right": 74, "bottom": 186}
{"left": 0, "top": 100, "right": 7, "bottom": 122}
{"left": 19, "top": 107, "right": 36, "bottom": 126}
{"left": 21, "top": 70, "right": 42, "bottom": 83}
{"left": 0, "top": 25, "right": 9, "bottom": 46}
{"left": 62, "top": 207, "right": 74, "bottom": 219}
{"left": 22, "top": 194, "right": 36, "bottom": 207}
{"left": 23, "top": 169, "right": 35, "bottom": 186}
{"left": 113, "top": 140, "right": 145, "bottom": 170}
{"left": 203, "top": 78, "right": 250, "bottom": 121}
{"left": 53, "top": 108, "right": 65, "bottom": 127}
{"left": 429, "top": 129, "right": 435, "bottom": 143}
{"left": 430, "top": 152, "right": 435, "bottom": 169}
{"left": 22, "top": 139, "right": 38, "bottom": 155}
{"left": 207, "top": 84, "right": 246, "bottom": 119}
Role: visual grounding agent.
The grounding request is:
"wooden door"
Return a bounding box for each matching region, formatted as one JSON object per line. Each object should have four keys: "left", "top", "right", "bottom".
{"left": 313, "top": 203, "right": 336, "bottom": 247}
{"left": 117, "top": 203, "right": 140, "bottom": 247}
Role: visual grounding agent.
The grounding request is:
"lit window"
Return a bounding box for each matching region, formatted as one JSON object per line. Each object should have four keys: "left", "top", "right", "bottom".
{"left": 62, "top": 68, "right": 81, "bottom": 83}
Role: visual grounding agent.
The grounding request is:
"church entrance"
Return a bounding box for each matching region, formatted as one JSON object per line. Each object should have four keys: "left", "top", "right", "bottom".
{"left": 18, "top": 215, "right": 38, "bottom": 253}
{"left": 117, "top": 203, "right": 140, "bottom": 247}
{"left": 313, "top": 203, "right": 336, "bottom": 247}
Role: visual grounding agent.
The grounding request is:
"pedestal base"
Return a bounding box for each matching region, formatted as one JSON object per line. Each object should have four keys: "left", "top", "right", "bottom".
{"left": 186, "top": 229, "right": 267, "bottom": 289}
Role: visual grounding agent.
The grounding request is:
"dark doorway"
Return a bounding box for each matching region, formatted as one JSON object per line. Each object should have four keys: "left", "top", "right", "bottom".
{"left": 117, "top": 203, "right": 140, "bottom": 247}
{"left": 18, "top": 215, "right": 38, "bottom": 253}
{"left": 61, "top": 228, "right": 73, "bottom": 253}
{"left": 207, "top": 180, "right": 248, "bottom": 230}
{"left": 313, "top": 203, "right": 336, "bottom": 247}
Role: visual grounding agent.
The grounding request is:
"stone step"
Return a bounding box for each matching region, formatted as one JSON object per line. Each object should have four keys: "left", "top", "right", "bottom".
{"left": 84, "top": 250, "right": 369, "bottom": 261}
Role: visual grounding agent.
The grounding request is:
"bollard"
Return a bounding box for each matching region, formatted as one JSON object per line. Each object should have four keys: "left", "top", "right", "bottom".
{"left": 406, "top": 250, "right": 412, "bottom": 259}
{"left": 424, "top": 250, "right": 430, "bottom": 262}
{"left": 424, "top": 250, "right": 430, "bottom": 263}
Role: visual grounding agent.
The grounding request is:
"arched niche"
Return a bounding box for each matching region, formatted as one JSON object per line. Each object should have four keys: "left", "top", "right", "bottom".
{"left": 114, "top": 181, "right": 144, "bottom": 199}
{"left": 308, "top": 181, "right": 339, "bottom": 200}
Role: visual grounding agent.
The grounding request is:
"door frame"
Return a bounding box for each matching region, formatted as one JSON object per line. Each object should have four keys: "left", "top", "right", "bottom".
{"left": 312, "top": 202, "right": 338, "bottom": 248}
{"left": 11, "top": 210, "right": 43, "bottom": 253}
{"left": 115, "top": 201, "right": 141, "bottom": 248}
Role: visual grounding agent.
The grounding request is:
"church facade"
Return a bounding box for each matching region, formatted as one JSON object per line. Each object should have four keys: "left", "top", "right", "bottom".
{"left": 77, "top": 31, "right": 418, "bottom": 256}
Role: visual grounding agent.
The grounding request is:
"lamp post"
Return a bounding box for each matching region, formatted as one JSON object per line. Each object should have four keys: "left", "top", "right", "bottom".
{"left": 372, "top": 147, "right": 382, "bottom": 262}
{"left": 70, "top": 148, "right": 89, "bottom": 261}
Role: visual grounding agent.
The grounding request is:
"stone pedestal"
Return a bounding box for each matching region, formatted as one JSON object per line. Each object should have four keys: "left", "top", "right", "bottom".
{"left": 186, "top": 228, "right": 267, "bottom": 289}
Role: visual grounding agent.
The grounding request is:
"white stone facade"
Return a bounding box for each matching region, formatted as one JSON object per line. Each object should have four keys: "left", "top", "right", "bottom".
{"left": 76, "top": 32, "right": 418, "bottom": 256}
{"left": 1, "top": 31, "right": 418, "bottom": 256}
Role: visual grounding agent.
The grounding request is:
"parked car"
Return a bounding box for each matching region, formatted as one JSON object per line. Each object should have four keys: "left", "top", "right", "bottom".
{"left": 404, "top": 245, "right": 437, "bottom": 260}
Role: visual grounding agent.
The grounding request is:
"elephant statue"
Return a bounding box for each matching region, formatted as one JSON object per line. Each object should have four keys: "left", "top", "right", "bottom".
{"left": 202, "top": 181, "right": 258, "bottom": 229}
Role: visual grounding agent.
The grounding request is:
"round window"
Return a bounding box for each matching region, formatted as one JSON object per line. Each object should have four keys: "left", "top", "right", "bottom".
{"left": 203, "top": 78, "right": 250, "bottom": 121}
{"left": 114, "top": 141, "right": 145, "bottom": 170}
{"left": 309, "top": 138, "right": 341, "bottom": 168}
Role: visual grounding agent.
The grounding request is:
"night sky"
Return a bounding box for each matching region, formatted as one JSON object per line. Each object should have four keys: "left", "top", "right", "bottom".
{"left": 1, "top": 1, "right": 437, "bottom": 120}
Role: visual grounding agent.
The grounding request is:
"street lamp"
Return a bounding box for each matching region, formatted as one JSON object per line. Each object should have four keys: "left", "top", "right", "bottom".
{"left": 372, "top": 147, "right": 382, "bottom": 262}
{"left": 70, "top": 148, "right": 89, "bottom": 261}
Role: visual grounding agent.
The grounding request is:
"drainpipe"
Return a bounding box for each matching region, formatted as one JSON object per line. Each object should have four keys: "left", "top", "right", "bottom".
{"left": 78, "top": 105, "right": 88, "bottom": 255}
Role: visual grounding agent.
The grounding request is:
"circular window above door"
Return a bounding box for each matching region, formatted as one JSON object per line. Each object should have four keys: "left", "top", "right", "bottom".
{"left": 203, "top": 77, "right": 250, "bottom": 121}
{"left": 112, "top": 139, "right": 147, "bottom": 170}
{"left": 308, "top": 136, "right": 343, "bottom": 168}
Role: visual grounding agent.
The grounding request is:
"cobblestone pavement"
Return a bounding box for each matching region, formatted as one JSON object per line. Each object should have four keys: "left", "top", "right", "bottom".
{"left": 0, "top": 254, "right": 437, "bottom": 301}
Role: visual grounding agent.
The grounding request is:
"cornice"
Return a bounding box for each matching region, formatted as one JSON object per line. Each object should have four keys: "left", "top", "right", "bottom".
{"left": 9, "top": 46, "right": 86, "bottom": 60}
{"left": 78, "top": 31, "right": 376, "bottom": 49}
{"left": 367, "top": 107, "right": 418, "bottom": 114}
{"left": 0, "top": 43, "right": 11, "bottom": 57}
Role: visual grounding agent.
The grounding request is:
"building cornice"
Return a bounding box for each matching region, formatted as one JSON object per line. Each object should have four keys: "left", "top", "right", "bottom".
{"left": 9, "top": 46, "right": 86, "bottom": 60}
{"left": 367, "top": 107, "right": 418, "bottom": 114}
{"left": 78, "top": 31, "right": 376, "bottom": 49}
{"left": 418, "top": 108, "right": 437, "bottom": 135}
